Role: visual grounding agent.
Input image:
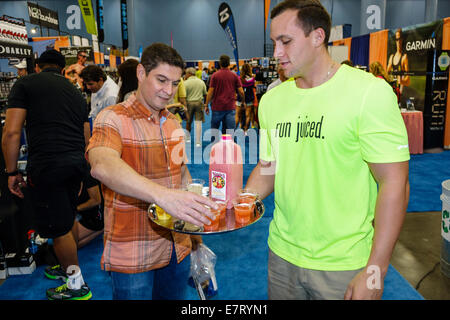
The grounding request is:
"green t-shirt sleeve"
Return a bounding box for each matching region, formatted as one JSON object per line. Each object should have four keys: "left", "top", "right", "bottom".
{"left": 258, "top": 95, "right": 277, "bottom": 162}
{"left": 358, "top": 79, "right": 410, "bottom": 163}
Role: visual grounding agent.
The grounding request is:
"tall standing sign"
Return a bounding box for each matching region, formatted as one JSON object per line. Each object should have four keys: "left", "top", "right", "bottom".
{"left": 218, "top": 2, "right": 239, "bottom": 70}
{"left": 120, "top": 0, "right": 128, "bottom": 51}
{"left": 423, "top": 50, "right": 449, "bottom": 149}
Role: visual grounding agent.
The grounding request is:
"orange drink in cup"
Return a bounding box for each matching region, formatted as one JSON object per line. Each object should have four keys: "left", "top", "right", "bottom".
{"left": 238, "top": 189, "right": 257, "bottom": 204}
{"left": 215, "top": 201, "right": 227, "bottom": 219}
{"left": 203, "top": 207, "right": 220, "bottom": 232}
{"left": 233, "top": 201, "right": 253, "bottom": 224}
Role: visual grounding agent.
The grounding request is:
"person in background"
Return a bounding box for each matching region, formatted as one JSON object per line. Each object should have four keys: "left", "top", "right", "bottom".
{"left": 2, "top": 49, "right": 92, "bottom": 300}
{"left": 184, "top": 67, "right": 207, "bottom": 147}
{"left": 74, "top": 165, "right": 104, "bottom": 249}
{"left": 117, "top": 58, "right": 139, "bottom": 103}
{"left": 201, "top": 67, "right": 209, "bottom": 84}
{"left": 245, "top": 0, "right": 409, "bottom": 300}
{"left": 266, "top": 64, "right": 288, "bottom": 92}
{"left": 204, "top": 54, "right": 245, "bottom": 135}
{"left": 195, "top": 66, "right": 202, "bottom": 79}
{"left": 86, "top": 43, "right": 218, "bottom": 300}
{"left": 13, "top": 60, "right": 27, "bottom": 78}
{"left": 79, "top": 65, "right": 119, "bottom": 121}
{"left": 341, "top": 59, "right": 354, "bottom": 67}
{"left": 238, "top": 63, "right": 256, "bottom": 133}
{"left": 370, "top": 61, "right": 400, "bottom": 103}
{"left": 167, "top": 77, "right": 188, "bottom": 124}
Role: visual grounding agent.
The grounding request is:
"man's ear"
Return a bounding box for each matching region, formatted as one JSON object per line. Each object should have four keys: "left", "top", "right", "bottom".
{"left": 312, "top": 27, "right": 326, "bottom": 48}
{"left": 136, "top": 64, "right": 146, "bottom": 82}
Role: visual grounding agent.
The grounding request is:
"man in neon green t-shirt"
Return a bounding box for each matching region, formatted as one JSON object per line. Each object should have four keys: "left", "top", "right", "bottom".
{"left": 246, "top": 0, "right": 410, "bottom": 300}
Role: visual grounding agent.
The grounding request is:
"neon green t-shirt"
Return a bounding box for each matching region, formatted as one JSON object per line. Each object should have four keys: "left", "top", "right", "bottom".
{"left": 258, "top": 65, "right": 410, "bottom": 271}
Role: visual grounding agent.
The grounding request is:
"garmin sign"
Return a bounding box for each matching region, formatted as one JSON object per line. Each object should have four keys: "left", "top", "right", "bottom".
{"left": 27, "top": 2, "right": 60, "bottom": 30}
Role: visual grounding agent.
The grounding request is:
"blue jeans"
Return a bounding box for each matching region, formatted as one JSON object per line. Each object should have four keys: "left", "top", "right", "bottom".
{"left": 211, "top": 110, "right": 236, "bottom": 134}
{"left": 109, "top": 245, "right": 191, "bottom": 300}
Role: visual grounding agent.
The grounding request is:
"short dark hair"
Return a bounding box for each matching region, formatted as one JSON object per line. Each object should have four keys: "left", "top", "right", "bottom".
{"left": 219, "top": 55, "right": 230, "bottom": 68}
{"left": 38, "top": 49, "right": 66, "bottom": 71}
{"left": 140, "top": 43, "right": 184, "bottom": 74}
{"left": 271, "top": 0, "right": 331, "bottom": 47}
{"left": 79, "top": 65, "right": 106, "bottom": 82}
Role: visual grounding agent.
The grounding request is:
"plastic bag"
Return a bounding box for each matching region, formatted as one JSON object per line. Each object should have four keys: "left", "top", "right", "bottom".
{"left": 188, "top": 243, "right": 218, "bottom": 300}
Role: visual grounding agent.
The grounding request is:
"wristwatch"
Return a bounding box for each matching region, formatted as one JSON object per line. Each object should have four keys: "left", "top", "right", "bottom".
{"left": 4, "top": 169, "right": 19, "bottom": 176}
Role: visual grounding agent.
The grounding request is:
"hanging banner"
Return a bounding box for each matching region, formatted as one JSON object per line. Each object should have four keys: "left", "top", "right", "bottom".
{"left": 27, "top": 2, "right": 59, "bottom": 31}
{"left": 423, "top": 50, "right": 449, "bottom": 149}
{"left": 78, "top": 0, "right": 98, "bottom": 35}
{"left": 120, "top": 0, "right": 128, "bottom": 50}
{"left": 360, "top": 0, "right": 386, "bottom": 35}
{"left": 96, "top": 0, "right": 104, "bottom": 43}
{"left": 218, "top": 2, "right": 239, "bottom": 71}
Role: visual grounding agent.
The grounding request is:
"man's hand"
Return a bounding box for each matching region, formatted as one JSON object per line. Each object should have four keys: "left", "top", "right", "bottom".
{"left": 8, "top": 174, "right": 26, "bottom": 198}
{"left": 204, "top": 104, "right": 210, "bottom": 115}
{"left": 344, "top": 267, "right": 384, "bottom": 300}
{"left": 157, "top": 187, "right": 218, "bottom": 227}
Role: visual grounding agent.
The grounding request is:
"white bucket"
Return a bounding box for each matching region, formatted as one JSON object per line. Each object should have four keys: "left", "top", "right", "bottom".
{"left": 440, "top": 179, "right": 450, "bottom": 278}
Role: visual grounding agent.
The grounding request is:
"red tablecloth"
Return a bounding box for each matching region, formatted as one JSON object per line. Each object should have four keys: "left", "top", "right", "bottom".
{"left": 401, "top": 111, "right": 423, "bottom": 154}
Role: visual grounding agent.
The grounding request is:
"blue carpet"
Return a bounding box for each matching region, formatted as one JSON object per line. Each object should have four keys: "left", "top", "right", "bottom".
{"left": 0, "top": 112, "right": 433, "bottom": 300}
{"left": 0, "top": 219, "right": 423, "bottom": 300}
{"left": 408, "top": 152, "right": 450, "bottom": 212}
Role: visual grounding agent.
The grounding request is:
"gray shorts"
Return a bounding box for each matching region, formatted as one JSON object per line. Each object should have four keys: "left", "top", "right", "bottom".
{"left": 268, "top": 249, "right": 363, "bottom": 300}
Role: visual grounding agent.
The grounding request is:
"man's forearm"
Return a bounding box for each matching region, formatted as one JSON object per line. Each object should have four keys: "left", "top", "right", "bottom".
{"left": 89, "top": 147, "right": 165, "bottom": 204}
{"left": 367, "top": 180, "right": 409, "bottom": 277}
{"left": 2, "top": 132, "right": 21, "bottom": 172}
{"left": 245, "top": 160, "right": 275, "bottom": 200}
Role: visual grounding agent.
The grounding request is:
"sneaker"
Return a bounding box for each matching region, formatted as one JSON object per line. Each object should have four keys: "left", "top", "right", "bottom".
{"left": 44, "top": 265, "right": 68, "bottom": 282}
{"left": 46, "top": 283, "right": 92, "bottom": 300}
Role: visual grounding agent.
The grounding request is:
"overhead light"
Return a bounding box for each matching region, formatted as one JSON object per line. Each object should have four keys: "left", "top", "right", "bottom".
{"left": 107, "top": 47, "right": 111, "bottom": 51}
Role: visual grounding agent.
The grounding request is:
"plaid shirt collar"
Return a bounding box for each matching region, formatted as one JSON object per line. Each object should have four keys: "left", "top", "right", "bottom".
{"left": 123, "top": 92, "right": 173, "bottom": 125}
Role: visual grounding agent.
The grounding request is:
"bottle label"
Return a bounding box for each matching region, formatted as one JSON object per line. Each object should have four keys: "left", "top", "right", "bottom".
{"left": 211, "top": 170, "right": 226, "bottom": 201}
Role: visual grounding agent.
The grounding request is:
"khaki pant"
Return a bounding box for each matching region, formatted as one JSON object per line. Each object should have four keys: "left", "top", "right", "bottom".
{"left": 268, "top": 249, "right": 363, "bottom": 300}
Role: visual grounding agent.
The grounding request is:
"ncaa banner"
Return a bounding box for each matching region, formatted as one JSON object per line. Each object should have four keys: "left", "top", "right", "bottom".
{"left": 96, "top": 0, "right": 105, "bottom": 43}
{"left": 78, "top": 0, "right": 97, "bottom": 35}
{"left": 218, "top": 3, "right": 239, "bottom": 70}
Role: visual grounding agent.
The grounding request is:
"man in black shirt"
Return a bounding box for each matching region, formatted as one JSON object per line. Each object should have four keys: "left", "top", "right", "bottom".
{"left": 1, "top": 49, "right": 92, "bottom": 300}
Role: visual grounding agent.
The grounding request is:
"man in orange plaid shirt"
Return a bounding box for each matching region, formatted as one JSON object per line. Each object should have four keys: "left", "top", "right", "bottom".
{"left": 87, "top": 43, "right": 217, "bottom": 300}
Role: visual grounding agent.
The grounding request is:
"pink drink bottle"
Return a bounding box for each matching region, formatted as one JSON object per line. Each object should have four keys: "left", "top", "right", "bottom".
{"left": 209, "top": 134, "right": 243, "bottom": 209}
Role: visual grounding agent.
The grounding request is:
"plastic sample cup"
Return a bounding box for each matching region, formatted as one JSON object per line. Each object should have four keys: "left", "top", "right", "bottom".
{"left": 203, "top": 207, "right": 220, "bottom": 232}
{"left": 238, "top": 189, "right": 257, "bottom": 205}
{"left": 215, "top": 201, "right": 227, "bottom": 219}
{"left": 233, "top": 201, "right": 253, "bottom": 224}
{"left": 187, "top": 179, "right": 205, "bottom": 195}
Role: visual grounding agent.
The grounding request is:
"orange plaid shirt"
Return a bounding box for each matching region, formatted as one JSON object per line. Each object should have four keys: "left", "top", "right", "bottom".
{"left": 86, "top": 93, "right": 192, "bottom": 273}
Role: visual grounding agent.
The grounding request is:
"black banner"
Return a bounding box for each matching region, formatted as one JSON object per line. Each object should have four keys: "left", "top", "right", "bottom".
{"left": 27, "top": 2, "right": 59, "bottom": 30}
{"left": 120, "top": 0, "right": 128, "bottom": 50}
{"left": 218, "top": 2, "right": 239, "bottom": 68}
{"left": 423, "top": 50, "right": 449, "bottom": 149}
{"left": 0, "top": 41, "right": 33, "bottom": 58}
{"left": 96, "top": 0, "right": 105, "bottom": 43}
